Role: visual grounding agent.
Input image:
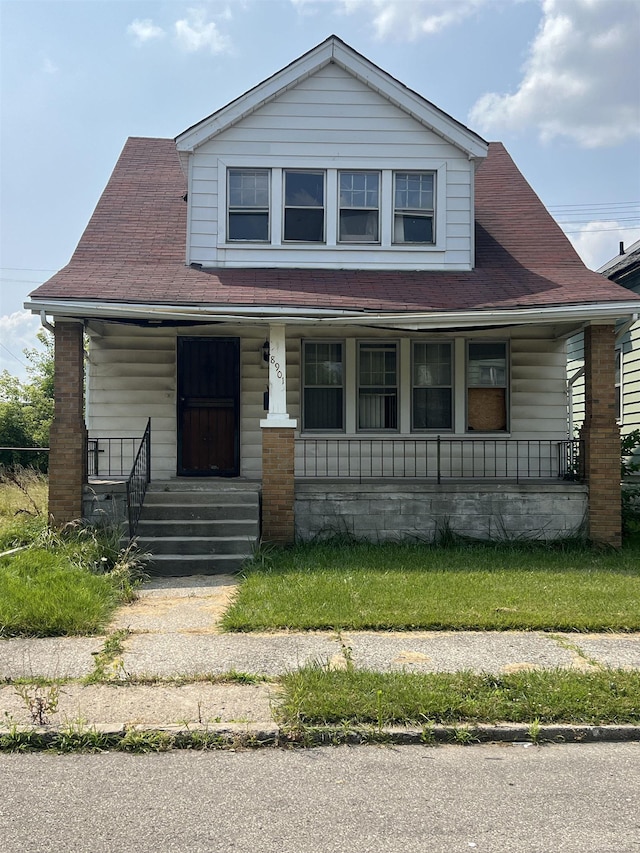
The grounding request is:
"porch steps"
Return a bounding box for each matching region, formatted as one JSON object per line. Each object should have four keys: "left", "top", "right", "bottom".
{"left": 135, "top": 481, "right": 260, "bottom": 576}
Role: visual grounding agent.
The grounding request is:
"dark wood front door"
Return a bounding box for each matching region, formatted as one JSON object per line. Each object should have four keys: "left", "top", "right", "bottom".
{"left": 177, "top": 337, "right": 240, "bottom": 476}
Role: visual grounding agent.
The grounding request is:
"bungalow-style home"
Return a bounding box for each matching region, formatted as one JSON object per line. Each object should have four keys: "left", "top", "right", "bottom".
{"left": 569, "top": 239, "right": 640, "bottom": 442}
{"left": 26, "top": 36, "right": 640, "bottom": 566}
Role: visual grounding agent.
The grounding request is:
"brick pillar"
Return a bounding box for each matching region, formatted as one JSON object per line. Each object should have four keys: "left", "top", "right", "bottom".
{"left": 261, "top": 427, "right": 295, "bottom": 544}
{"left": 581, "top": 324, "right": 621, "bottom": 547}
{"left": 48, "top": 321, "right": 87, "bottom": 527}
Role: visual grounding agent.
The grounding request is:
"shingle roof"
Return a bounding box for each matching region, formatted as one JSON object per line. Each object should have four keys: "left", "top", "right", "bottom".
{"left": 30, "top": 137, "right": 640, "bottom": 314}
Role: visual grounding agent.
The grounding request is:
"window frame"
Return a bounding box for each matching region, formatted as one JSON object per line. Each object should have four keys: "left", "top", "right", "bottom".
{"left": 465, "top": 340, "right": 509, "bottom": 433}
{"left": 411, "top": 340, "right": 454, "bottom": 432}
{"left": 392, "top": 171, "right": 436, "bottom": 245}
{"left": 301, "top": 340, "right": 345, "bottom": 432}
{"left": 615, "top": 347, "right": 623, "bottom": 423}
{"left": 283, "top": 169, "right": 326, "bottom": 243}
{"left": 226, "top": 168, "right": 271, "bottom": 243}
{"left": 338, "top": 170, "right": 381, "bottom": 244}
{"left": 357, "top": 341, "right": 399, "bottom": 432}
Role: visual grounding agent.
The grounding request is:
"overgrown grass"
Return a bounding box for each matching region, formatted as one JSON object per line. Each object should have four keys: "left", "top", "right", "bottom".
{"left": 0, "top": 472, "right": 148, "bottom": 636}
{"left": 277, "top": 666, "right": 640, "bottom": 727}
{"left": 0, "top": 469, "right": 47, "bottom": 550}
{"left": 222, "top": 538, "right": 640, "bottom": 633}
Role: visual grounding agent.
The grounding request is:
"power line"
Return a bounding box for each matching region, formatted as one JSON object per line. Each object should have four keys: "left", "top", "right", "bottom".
{"left": 561, "top": 224, "right": 640, "bottom": 235}
{"left": 0, "top": 342, "right": 28, "bottom": 368}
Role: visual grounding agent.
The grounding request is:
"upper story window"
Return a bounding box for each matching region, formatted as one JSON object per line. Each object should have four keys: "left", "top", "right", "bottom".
{"left": 284, "top": 171, "right": 325, "bottom": 242}
{"left": 338, "top": 171, "right": 380, "bottom": 243}
{"left": 227, "top": 169, "right": 270, "bottom": 241}
{"left": 393, "top": 172, "right": 435, "bottom": 244}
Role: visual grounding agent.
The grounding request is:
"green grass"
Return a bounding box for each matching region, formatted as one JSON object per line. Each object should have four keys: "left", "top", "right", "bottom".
{"left": 277, "top": 666, "right": 640, "bottom": 727}
{"left": 0, "top": 471, "right": 47, "bottom": 551}
{"left": 0, "top": 472, "right": 145, "bottom": 637}
{"left": 0, "top": 549, "right": 124, "bottom": 636}
{"left": 222, "top": 538, "right": 640, "bottom": 633}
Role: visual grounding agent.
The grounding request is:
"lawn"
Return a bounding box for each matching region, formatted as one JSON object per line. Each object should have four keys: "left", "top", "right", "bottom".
{"left": 222, "top": 538, "right": 640, "bottom": 633}
{"left": 277, "top": 666, "right": 640, "bottom": 728}
{"left": 0, "top": 470, "right": 144, "bottom": 636}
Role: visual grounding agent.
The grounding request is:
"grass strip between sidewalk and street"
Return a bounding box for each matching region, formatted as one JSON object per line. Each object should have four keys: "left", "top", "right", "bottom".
{"left": 222, "top": 539, "right": 640, "bottom": 633}
{"left": 276, "top": 666, "right": 640, "bottom": 728}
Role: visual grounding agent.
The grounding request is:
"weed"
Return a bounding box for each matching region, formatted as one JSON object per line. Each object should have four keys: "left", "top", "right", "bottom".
{"left": 528, "top": 718, "right": 542, "bottom": 744}
{"left": 14, "top": 682, "right": 61, "bottom": 725}
{"left": 420, "top": 721, "right": 436, "bottom": 745}
{"left": 118, "top": 728, "right": 172, "bottom": 753}
{"left": 451, "top": 726, "right": 476, "bottom": 745}
{"left": 84, "top": 630, "right": 130, "bottom": 684}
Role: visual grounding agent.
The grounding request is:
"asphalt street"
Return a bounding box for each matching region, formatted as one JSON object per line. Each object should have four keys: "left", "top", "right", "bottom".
{"left": 1, "top": 743, "right": 639, "bottom": 853}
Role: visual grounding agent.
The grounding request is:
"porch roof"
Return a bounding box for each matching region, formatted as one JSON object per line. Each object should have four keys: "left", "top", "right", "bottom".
{"left": 28, "top": 138, "right": 640, "bottom": 318}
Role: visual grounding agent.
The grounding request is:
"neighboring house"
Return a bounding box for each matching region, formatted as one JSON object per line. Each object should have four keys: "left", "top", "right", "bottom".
{"left": 569, "top": 239, "right": 640, "bottom": 441}
{"left": 26, "top": 36, "right": 640, "bottom": 550}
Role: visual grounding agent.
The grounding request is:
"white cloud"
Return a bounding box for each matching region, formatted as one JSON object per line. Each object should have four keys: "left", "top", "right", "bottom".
{"left": 42, "top": 57, "right": 59, "bottom": 75}
{"left": 174, "top": 8, "right": 232, "bottom": 54}
{"left": 0, "top": 312, "right": 42, "bottom": 382}
{"left": 563, "top": 223, "right": 640, "bottom": 271}
{"left": 127, "top": 18, "right": 166, "bottom": 45}
{"left": 469, "top": 0, "right": 640, "bottom": 147}
{"left": 291, "top": 0, "right": 487, "bottom": 36}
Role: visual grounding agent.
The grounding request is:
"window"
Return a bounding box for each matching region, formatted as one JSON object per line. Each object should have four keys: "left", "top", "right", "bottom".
{"left": 227, "top": 169, "right": 270, "bottom": 241}
{"left": 615, "top": 348, "right": 622, "bottom": 422}
{"left": 339, "top": 171, "right": 379, "bottom": 242}
{"left": 358, "top": 342, "right": 398, "bottom": 430}
{"left": 393, "top": 172, "right": 434, "bottom": 244}
{"left": 302, "top": 342, "right": 344, "bottom": 430}
{"left": 467, "top": 342, "right": 508, "bottom": 431}
{"left": 412, "top": 342, "right": 453, "bottom": 430}
{"left": 284, "top": 171, "right": 325, "bottom": 242}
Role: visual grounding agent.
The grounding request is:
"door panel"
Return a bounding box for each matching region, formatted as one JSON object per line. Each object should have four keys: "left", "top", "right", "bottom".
{"left": 178, "top": 338, "right": 240, "bottom": 476}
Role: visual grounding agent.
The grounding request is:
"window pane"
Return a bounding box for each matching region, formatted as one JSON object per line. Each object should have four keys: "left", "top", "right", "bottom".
{"left": 394, "top": 173, "right": 433, "bottom": 209}
{"left": 413, "top": 388, "right": 452, "bottom": 430}
{"left": 413, "top": 343, "right": 451, "bottom": 386}
{"left": 304, "top": 343, "right": 343, "bottom": 386}
{"left": 285, "top": 172, "right": 324, "bottom": 206}
{"left": 394, "top": 213, "right": 433, "bottom": 243}
{"left": 304, "top": 388, "right": 343, "bottom": 430}
{"left": 358, "top": 390, "right": 397, "bottom": 429}
{"left": 284, "top": 208, "right": 324, "bottom": 242}
{"left": 468, "top": 343, "right": 507, "bottom": 387}
{"left": 229, "top": 169, "right": 269, "bottom": 207}
{"left": 228, "top": 212, "right": 269, "bottom": 241}
{"left": 339, "top": 210, "right": 379, "bottom": 241}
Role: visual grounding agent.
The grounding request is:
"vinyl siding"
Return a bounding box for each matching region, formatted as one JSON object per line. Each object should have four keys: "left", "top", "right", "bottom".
{"left": 188, "top": 63, "right": 474, "bottom": 271}
{"left": 86, "top": 324, "right": 568, "bottom": 481}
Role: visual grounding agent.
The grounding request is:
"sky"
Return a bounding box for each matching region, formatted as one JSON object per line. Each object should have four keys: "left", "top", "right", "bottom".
{"left": 1, "top": 0, "right": 639, "bottom": 379}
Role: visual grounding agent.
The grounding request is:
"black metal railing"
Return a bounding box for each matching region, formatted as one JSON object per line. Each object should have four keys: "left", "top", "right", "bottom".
{"left": 296, "top": 437, "right": 584, "bottom": 484}
{"left": 126, "top": 419, "right": 151, "bottom": 539}
{"left": 87, "top": 420, "right": 151, "bottom": 538}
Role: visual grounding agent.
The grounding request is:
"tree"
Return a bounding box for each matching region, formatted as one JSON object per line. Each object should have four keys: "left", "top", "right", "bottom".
{"left": 0, "top": 330, "right": 54, "bottom": 471}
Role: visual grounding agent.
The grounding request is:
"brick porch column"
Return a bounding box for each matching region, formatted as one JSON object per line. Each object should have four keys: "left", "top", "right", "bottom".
{"left": 581, "top": 323, "right": 621, "bottom": 547}
{"left": 48, "top": 321, "right": 87, "bottom": 526}
{"left": 260, "top": 324, "right": 296, "bottom": 544}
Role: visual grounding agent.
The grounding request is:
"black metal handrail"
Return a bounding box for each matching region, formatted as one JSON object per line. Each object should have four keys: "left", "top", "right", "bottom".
{"left": 296, "top": 437, "right": 584, "bottom": 484}
{"left": 125, "top": 419, "right": 151, "bottom": 539}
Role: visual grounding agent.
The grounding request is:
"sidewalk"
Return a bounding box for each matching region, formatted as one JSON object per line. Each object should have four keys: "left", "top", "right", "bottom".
{"left": 2, "top": 576, "right": 640, "bottom": 743}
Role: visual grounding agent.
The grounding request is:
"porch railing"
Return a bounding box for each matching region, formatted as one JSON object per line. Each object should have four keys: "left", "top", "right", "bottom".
{"left": 88, "top": 419, "right": 151, "bottom": 538}
{"left": 296, "top": 437, "right": 584, "bottom": 484}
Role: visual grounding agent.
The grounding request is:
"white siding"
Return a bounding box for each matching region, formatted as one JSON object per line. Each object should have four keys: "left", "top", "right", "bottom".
{"left": 86, "top": 323, "right": 568, "bottom": 482}
{"left": 188, "top": 64, "right": 474, "bottom": 271}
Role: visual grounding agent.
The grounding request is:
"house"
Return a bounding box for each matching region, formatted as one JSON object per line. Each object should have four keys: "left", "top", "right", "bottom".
{"left": 569, "top": 240, "right": 640, "bottom": 443}
{"left": 26, "top": 36, "right": 640, "bottom": 555}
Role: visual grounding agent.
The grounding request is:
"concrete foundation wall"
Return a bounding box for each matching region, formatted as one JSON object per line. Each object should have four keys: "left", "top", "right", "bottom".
{"left": 83, "top": 482, "right": 128, "bottom": 531}
{"left": 295, "top": 481, "right": 588, "bottom": 542}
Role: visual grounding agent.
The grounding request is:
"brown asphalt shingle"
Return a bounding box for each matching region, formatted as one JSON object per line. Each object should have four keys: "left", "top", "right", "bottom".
{"left": 29, "top": 138, "right": 640, "bottom": 313}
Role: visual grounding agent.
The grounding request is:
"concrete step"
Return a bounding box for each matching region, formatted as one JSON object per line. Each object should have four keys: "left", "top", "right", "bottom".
{"left": 140, "top": 503, "right": 258, "bottom": 522}
{"left": 148, "top": 553, "right": 252, "bottom": 577}
{"left": 137, "top": 536, "right": 256, "bottom": 556}
{"left": 138, "top": 480, "right": 260, "bottom": 576}
{"left": 136, "top": 519, "right": 259, "bottom": 538}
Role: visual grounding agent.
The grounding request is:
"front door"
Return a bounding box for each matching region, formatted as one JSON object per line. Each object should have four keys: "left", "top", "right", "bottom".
{"left": 177, "top": 337, "right": 240, "bottom": 476}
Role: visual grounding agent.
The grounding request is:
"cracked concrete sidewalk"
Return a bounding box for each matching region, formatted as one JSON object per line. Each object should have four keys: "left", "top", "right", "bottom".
{"left": 2, "top": 575, "right": 640, "bottom": 732}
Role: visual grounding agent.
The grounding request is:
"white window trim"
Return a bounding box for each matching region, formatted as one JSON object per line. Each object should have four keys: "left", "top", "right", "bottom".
{"left": 411, "top": 339, "right": 455, "bottom": 432}
{"left": 465, "top": 340, "right": 510, "bottom": 434}
{"left": 216, "top": 159, "right": 448, "bottom": 252}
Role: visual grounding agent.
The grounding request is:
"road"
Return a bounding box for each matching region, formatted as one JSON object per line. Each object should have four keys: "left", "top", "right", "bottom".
{"left": 1, "top": 743, "right": 639, "bottom": 852}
